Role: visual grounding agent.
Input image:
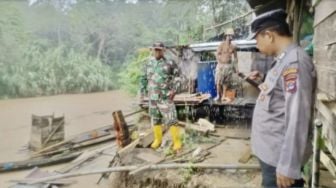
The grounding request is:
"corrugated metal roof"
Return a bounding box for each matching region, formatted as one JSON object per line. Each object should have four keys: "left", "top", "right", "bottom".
{"left": 189, "top": 40, "right": 257, "bottom": 52}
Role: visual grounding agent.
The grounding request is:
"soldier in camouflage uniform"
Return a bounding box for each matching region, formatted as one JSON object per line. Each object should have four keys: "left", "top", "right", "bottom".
{"left": 139, "top": 42, "right": 182, "bottom": 152}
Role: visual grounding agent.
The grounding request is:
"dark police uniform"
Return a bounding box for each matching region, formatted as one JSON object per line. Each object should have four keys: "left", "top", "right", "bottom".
{"left": 249, "top": 9, "right": 316, "bottom": 187}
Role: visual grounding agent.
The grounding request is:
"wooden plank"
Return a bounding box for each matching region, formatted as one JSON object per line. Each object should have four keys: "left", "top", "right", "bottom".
{"left": 317, "top": 115, "right": 336, "bottom": 160}
{"left": 117, "top": 139, "right": 140, "bottom": 158}
{"left": 315, "top": 67, "right": 336, "bottom": 99}
{"left": 317, "top": 92, "right": 336, "bottom": 102}
{"left": 56, "top": 144, "right": 116, "bottom": 174}
{"left": 321, "top": 151, "right": 336, "bottom": 177}
{"left": 35, "top": 125, "right": 112, "bottom": 155}
{"left": 314, "top": 0, "right": 336, "bottom": 26}
{"left": 316, "top": 100, "right": 336, "bottom": 127}
{"left": 137, "top": 129, "right": 154, "bottom": 148}
{"left": 33, "top": 134, "right": 115, "bottom": 158}
{"left": 320, "top": 169, "right": 336, "bottom": 188}
{"left": 42, "top": 119, "right": 65, "bottom": 146}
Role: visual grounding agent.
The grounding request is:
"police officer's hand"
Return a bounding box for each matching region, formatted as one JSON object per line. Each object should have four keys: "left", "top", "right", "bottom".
{"left": 168, "top": 90, "right": 176, "bottom": 100}
{"left": 276, "top": 173, "right": 295, "bottom": 188}
{"left": 248, "top": 71, "right": 261, "bottom": 81}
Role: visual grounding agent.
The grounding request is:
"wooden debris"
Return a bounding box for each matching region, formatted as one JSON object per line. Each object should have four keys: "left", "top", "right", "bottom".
{"left": 11, "top": 167, "right": 77, "bottom": 185}
{"left": 29, "top": 115, "right": 65, "bottom": 151}
{"left": 238, "top": 147, "right": 252, "bottom": 164}
{"left": 34, "top": 125, "right": 112, "bottom": 155}
{"left": 0, "top": 152, "right": 81, "bottom": 173}
{"left": 117, "top": 139, "right": 140, "bottom": 158}
{"left": 34, "top": 109, "right": 140, "bottom": 156}
{"left": 42, "top": 119, "right": 65, "bottom": 146}
{"left": 137, "top": 129, "right": 154, "bottom": 148}
{"left": 33, "top": 134, "right": 115, "bottom": 158}
{"left": 56, "top": 144, "right": 116, "bottom": 174}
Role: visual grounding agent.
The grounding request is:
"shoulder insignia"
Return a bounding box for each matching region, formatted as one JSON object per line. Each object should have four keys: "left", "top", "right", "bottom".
{"left": 283, "top": 67, "right": 298, "bottom": 93}
{"left": 283, "top": 68, "right": 298, "bottom": 77}
{"left": 285, "top": 80, "right": 297, "bottom": 93}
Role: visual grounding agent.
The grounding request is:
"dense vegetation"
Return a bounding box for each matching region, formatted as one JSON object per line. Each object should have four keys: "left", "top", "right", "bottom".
{"left": 0, "top": 0, "right": 287, "bottom": 98}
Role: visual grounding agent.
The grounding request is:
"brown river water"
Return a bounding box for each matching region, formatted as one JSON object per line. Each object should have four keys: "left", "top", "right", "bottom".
{"left": 0, "top": 90, "right": 135, "bottom": 187}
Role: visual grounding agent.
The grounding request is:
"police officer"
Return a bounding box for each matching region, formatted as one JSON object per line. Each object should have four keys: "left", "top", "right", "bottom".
{"left": 248, "top": 9, "right": 316, "bottom": 188}
{"left": 139, "top": 42, "right": 182, "bottom": 152}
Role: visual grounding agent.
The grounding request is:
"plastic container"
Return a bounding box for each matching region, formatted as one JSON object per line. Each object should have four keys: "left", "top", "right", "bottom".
{"left": 197, "top": 61, "right": 217, "bottom": 98}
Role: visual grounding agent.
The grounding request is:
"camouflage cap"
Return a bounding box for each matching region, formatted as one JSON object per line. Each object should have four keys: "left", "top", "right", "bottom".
{"left": 150, "top": 42, "right": 165, "bottom": 50}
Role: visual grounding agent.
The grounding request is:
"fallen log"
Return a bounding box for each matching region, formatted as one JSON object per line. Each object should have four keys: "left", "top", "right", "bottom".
{"left": 0, "top": 152, "right": 82, "bottom": 173}
{"left": 24, "top": 163, "right": 260, "bottom": 184}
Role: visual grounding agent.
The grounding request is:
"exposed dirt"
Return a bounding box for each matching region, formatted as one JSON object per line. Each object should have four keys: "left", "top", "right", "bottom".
{"left": 109, "top": 127, "right": 261, "bottom": 188}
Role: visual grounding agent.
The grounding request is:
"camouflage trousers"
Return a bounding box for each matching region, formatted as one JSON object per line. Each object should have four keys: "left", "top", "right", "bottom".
{"left": 149, "top": 99, "right": 178, "bottom": 126}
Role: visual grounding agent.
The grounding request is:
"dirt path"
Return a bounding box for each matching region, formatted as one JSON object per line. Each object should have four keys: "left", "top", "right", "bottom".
{"left": 0, "top": 90, "right": 135, "bottom": 187}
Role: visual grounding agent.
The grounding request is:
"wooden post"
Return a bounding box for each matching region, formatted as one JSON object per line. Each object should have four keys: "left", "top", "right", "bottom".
{"left": 112, "top": 111, "right": 131, "bottom": 148}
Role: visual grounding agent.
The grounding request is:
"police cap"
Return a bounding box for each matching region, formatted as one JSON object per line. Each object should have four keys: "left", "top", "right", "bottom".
{"left": 248, "top": 9, "right": 288, "bottom": 40}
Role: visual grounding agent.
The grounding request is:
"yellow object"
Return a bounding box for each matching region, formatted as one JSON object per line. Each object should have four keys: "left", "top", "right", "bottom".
{"left": 169, "top": 125, "right": 182, "bottom": 151}
{"left": 151, "top": 125, "right": 163, "bottom": 149}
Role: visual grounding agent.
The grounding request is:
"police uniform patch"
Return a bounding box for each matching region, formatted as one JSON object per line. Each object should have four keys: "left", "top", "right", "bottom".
{"left": 283, "top": 68, "right": 298, "bottom": 77}
{"left": 285, "top": 80, "right": 297, "bottom": 93}
{"left": 283, "top": 68, "right": 298, "bottom": 93}
{"left": 284, "top": 74, "right": 297, "bottom": 81}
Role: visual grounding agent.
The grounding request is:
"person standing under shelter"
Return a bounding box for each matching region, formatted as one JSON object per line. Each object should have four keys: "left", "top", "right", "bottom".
{"left": 247, "top": 9, "right": 316, "bottom": 188}
{"left": 139, "top": 42, "right": 182, "bottom": 152}
{"left": 215, "top": 28, "right": 238, "bottom": 102}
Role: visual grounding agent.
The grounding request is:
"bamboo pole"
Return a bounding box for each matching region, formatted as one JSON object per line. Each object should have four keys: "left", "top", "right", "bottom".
{"left": 205, "top": 10, "right": 254, "bottom": 31}
{"left": 25, "top": 163, "right": 260, "bottom": 185}
{"left": 311, "top": 119, "right": 323, "bottom": 188}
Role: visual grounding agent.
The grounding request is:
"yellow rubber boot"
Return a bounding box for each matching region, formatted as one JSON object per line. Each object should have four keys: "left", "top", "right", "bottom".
{"left": 151, "top": 125, "right": 163, "bottom": 149}
{"left": 169, "top": 125, "right": 182, "bottom": 152}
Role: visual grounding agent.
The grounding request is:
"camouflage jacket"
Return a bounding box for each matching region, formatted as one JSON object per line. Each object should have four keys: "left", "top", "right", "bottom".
{"left": 139, "top": 57, "right": 181, "bottom": 101}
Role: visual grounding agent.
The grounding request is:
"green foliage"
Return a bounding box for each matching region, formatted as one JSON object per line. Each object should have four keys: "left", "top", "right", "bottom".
{"left": 300, "top": 9, "right": 314, "bottom": 38}
{"left": 0, "top": 0, "right": 251, "bottom": 99}
{"left": 181, "top": 162, "right": 197, "bottom": 184}
{"left": 118, "top": 49, "right": 150, "bottom": 95}
{"left": 0, "top": 44, "right": 116, "bottom": 98}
